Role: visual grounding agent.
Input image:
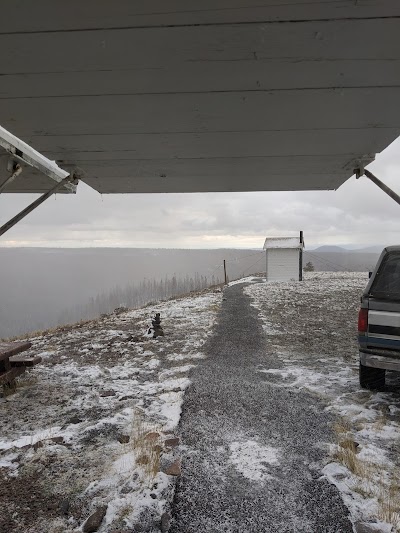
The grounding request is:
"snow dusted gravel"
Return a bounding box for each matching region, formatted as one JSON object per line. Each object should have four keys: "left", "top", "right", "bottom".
{"left": 170, "top": 276, "right": 354, "bottom": 533}
{"left": 245, "top": 272, "right": 400, "bottom": 532}
{"left": 0, "top": 289, "right": 221, "bottom": 533}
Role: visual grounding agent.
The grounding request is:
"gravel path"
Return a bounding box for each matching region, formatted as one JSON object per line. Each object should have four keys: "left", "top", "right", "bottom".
{"left": 170, "top": 282, "right": 353, "bottom": 533}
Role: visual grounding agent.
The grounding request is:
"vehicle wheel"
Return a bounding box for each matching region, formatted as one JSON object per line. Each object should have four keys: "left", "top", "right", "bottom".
{"left": 359, "top": 363, "right": 385, "bottom": 390}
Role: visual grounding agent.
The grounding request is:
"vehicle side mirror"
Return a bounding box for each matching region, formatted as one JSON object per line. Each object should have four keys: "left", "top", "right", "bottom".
{"left": 368, "top": 271, "right": 373, "bottom": 279}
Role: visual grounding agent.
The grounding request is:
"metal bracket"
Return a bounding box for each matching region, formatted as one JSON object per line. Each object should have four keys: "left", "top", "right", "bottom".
{"left": 0, "top": 125, "right": 75, "bottom": 193}
{"left": 354, "top": 165, "right": 364, "bottom": 179}
{"left": 0, "top": 125, "right": 81, "bottom": 238}
{"left": 0, "top": 163, "right": 23, "bottom": 194}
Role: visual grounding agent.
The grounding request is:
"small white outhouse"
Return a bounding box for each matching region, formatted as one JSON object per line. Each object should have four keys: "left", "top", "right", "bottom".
{"left": 263, "top": 233, "right": 304, "bottom": 282}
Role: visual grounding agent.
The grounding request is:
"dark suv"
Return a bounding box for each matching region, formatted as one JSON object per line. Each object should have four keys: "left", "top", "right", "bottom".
{"left": 358, "top": 246, "right": 400, "bottom": 390}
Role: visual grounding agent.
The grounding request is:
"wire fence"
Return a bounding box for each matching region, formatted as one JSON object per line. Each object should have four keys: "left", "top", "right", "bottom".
{"left": 305, "top": 250, "right": 350, "bottom": 272}
{"left": 57, "top": 248, "right": 358, "bottom": 332}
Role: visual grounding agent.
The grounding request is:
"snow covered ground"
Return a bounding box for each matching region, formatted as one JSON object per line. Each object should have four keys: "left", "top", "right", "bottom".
{"left": 0, "top": 288, "right": 222, "bottom": 533}
{"left": 245, "top": 272, "right": 400, "bottom": 532}
{"left": 3, "top": 271, "right": 400, "bottom": 532}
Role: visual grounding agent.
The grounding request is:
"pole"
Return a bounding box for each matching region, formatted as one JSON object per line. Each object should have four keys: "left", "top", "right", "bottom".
{"left": 0, "top": 175, "right": 77, "bottom": 237}
{"left": 223, "top": 260, "right": 227, "bottom": 285}
{"left": 356, "top": 168, "right": 400, "bottom": 207}
{"left": 299, "top": 230, "right": 303, "bottom": 281}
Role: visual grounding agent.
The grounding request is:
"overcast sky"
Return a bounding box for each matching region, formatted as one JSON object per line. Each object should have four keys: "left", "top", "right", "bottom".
{"left": 1, "top": 137, "right": 400, "bottom": 250}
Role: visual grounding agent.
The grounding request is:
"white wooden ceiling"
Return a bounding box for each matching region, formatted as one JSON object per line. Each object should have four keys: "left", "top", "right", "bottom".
{"left": 1, "top": 0, "right": 400, "bottom": 193}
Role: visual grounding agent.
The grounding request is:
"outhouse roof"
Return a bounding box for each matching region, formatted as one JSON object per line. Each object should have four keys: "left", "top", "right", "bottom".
{"left": 263, "top": 237, "right": 304, "bottom": 250}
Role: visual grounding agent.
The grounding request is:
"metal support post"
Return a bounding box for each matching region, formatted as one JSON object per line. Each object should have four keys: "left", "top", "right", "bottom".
{"left": 355, "top": 168, "right": 400, "bottom": 207}
{"left": 0, "top": 175, "right": 78, "bottom": 237}
{"left": 299, "top": 230, "right": 303, "bottom": 281}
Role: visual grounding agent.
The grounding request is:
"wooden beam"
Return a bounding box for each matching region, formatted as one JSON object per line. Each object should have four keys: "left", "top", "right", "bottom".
{"left": 0, "top": 341, "right": 32, "bottom": 361}
{"left": 9, "top": 354, "right": 42, "bottom": 367}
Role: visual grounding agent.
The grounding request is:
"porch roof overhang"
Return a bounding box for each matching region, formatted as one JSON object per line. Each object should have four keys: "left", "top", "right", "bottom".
{"left": 1, "top": 1, "right": 400, "bottom": 194}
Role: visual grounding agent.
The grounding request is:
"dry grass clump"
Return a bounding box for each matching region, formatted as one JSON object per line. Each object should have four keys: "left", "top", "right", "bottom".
{"left": 1, "top": 318, "right": 95, "bottom": 343}
{"left": 1, "top": 367, "right": 38, "bottom": 397}
{"left": 117, "top": 504, "right": 134, "bottom": 521}
{"left": 131, "top": 409, "right": 162, "bottom": 483}
{"left": 377, "top": 477, "right": 400, "bottom": 531}
{"left": 208, "top": 303, "right": 221, "bottom": 313}
{"left": 333, "top": 440, "right": 373, "bottom": 480}
{"left": 352, "top": 483, "right": 374, "bottom": 499}
{"left": 333, "top": 418, "right": 374, "bottom": 479}
{"left": 1, "top": 380, "right": 17, "bottom": 397}
{"left": 373, "top": 415, "right": 388, "bottom": 432}
{"left": 333, "top": 417, "right": 400, "bottom": 531}
{"left": 333, "top": 419, "right": 352, "bottom": 435}
{"left": 16, "top": 372, "right": 38, "bottom": 388}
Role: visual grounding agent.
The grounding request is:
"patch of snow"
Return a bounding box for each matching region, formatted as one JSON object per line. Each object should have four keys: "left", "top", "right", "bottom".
{"left": 158, "top": 365, "right": 196, "bottom": 379}
{"left": 142, "top": 358, "right": 160, "bottom": 369}
{"left": 0, "top": 453, "right": 19, "bottom": 472}
{"left": 0, "top": 426, "right": 62, "bottom": 450}
{"left": 156, "top": 391, "right": 186, "bottom": 431}
{"left": 228, "top": 276, "right": 261, "bottom": 287}
{"left": 167, "top": 352, "right": 206, "bottom": 362}
{"left": 229, "top": 440, "right": 279, "bottom": 482}
{"left": 36, "top": 350, "right": 57, "bottom": 359}
{"left": 322, "top": 462, "right": 381, "bottom": 525}
{"left": 261, "top": 323, "right": 282, "bottom": 335}
{"left": 263, "top": 237, "right": 302, "bottom": 249}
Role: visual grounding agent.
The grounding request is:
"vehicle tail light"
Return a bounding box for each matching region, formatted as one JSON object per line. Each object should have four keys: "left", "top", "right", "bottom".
{"left": 358, "top": 308, "right": 368, "bottom": 333}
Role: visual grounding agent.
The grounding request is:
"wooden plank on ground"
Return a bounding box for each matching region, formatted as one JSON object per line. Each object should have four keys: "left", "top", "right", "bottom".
{"left": 9, "top": 354, "right": 42, "bottom": 367}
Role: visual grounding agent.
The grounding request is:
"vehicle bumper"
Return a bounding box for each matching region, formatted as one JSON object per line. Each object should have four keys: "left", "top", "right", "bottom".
{"left": 360, "top": 350, "right": 400, "bottom": 372}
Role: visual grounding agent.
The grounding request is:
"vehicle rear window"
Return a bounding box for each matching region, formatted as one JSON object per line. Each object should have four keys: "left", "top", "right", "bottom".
{"left": 370, "top": 251, "right": 400, "bottom": 300}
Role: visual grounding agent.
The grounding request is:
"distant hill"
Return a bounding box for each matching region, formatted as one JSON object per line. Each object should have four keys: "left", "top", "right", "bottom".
{"left": 353, "top": 245, "right": 387, "bottom": 254}
{"left": 312, "top": 244, "right": 387, "bottom": 254}
{"left": 312, "top": 245, "right": 348, "bottom": 253}
{"left": 304, "top": 249, "right": 380, "bottom": 273}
